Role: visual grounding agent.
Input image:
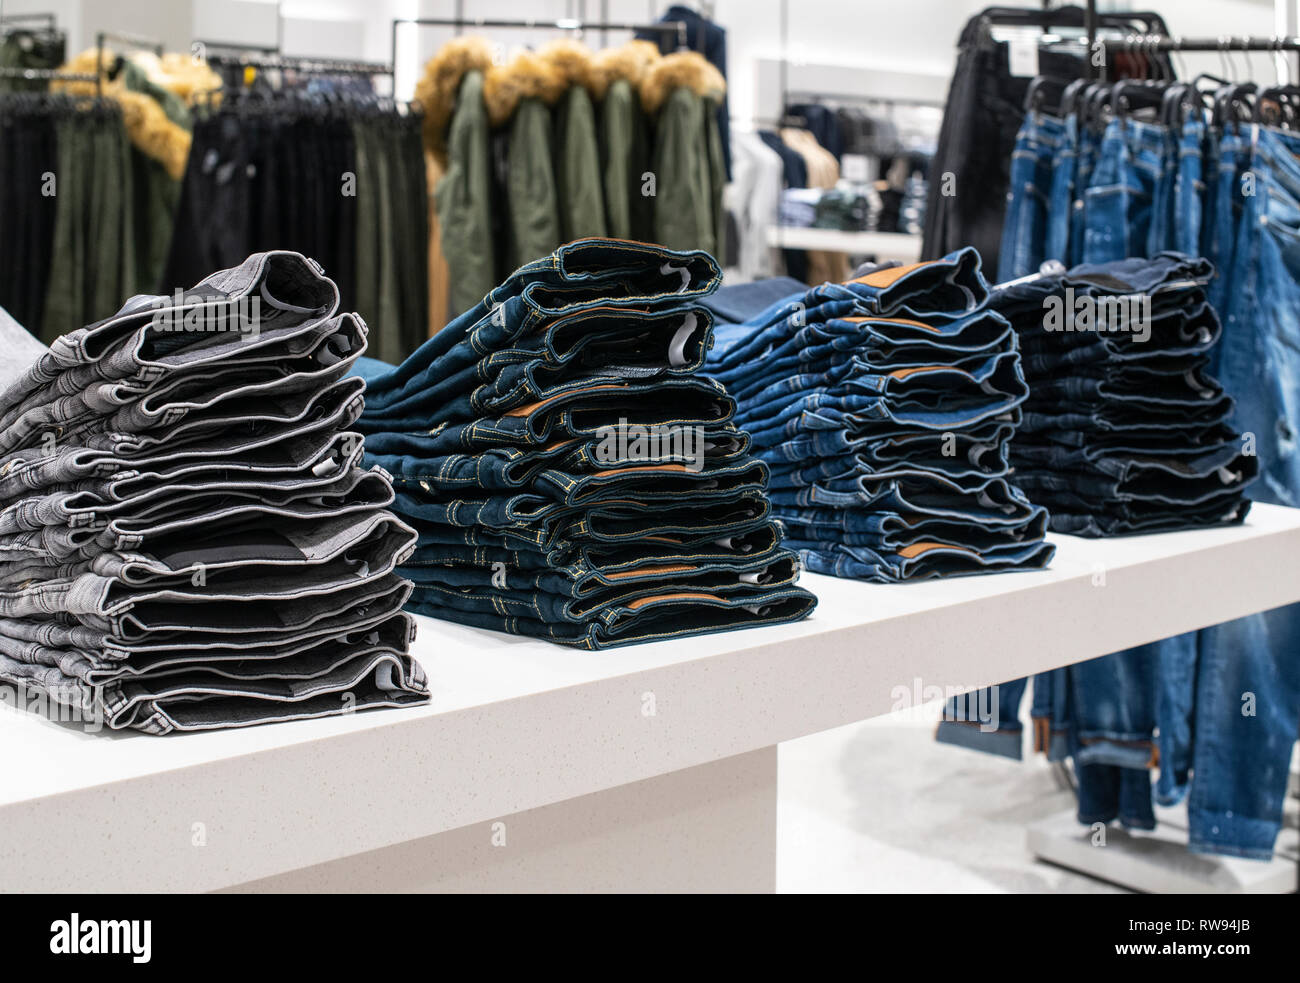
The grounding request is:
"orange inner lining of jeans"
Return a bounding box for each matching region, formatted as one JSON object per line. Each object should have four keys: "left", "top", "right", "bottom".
{"left": 889, "top": 364, "right": 972, "bottom": 379}
{"left": 604, "top": 564, "right": 695, "bottom": 581}
{"left": 839, "top": 316, "right": 939, "bottom": 333}
{"left": 897, "top": 541, "right": 976, "bottom": 558}
{"left": 625, "top": 591, "right": 724, "bottom": 610}
{"left": 849, "top": 260, "right": 932, "bottom": 288}
{"left": 505, "top": 383, "right": 625, "bottom": 417}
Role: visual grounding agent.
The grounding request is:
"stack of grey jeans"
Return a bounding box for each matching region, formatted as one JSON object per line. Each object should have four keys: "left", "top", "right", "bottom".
{"left": 0, "top": 252, "right": 429, "bottom": 734}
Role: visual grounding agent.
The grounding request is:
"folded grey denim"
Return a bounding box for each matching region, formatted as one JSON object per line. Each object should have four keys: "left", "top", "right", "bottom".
{"left": 0, "top": 580, "right": 414, "bottom": 680}
{"left": 0, "top": 252, "right": 430, "bottom": 734}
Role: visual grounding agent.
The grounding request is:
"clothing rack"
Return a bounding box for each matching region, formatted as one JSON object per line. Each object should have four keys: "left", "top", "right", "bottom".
{"left": 95, "top": 29, "right": 164, "bottom": 61}
{"left": 192, "top": 39, "right": 281, "bottom": 56}
{"left": 783, "top": 91, "right": 945, "bottom": 111}
{"left": 0, "top": 66, "right": 95, "bottom": 81}
{"left": 203, "top": 52, "right": 394, "bottom": 79}
{"left": 389, "top": 15, "right": 687, "bottom": 94}
{"left": 0, "top": 13, "right": 57, "bottom": 30}
{"left": 1080, "top": 0, "right": 1300, "bottom": 80}
{"left": 1090, "top": 33, "right": 1300, "bottom": 82}
{"left": 92, "top": 29, "right": 163, "bottom": 97}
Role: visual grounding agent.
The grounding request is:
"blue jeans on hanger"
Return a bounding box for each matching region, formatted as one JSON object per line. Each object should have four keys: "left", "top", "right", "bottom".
{"left": 1173, "top": 112, "right": 1207, "bottom": 257}
{"left": 1186, "top": 123, "right": 1300, "bottom": 858}
{"left": 1082, "top": 117, "right": 1167, "bottom": 264}
{"left": 998, "top": 111, "right": 1065, "bottom": 281}
{"left": 1043, "top": 114, "right": 1080, "bottom": 267}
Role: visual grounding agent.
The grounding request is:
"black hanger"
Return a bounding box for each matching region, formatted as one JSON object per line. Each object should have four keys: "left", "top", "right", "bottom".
{"left": 1257, "top": 84, "right": 1300, "bottom": 127}
{"left": 1024, "top": 75, "right": 1068, "bottom": 114}
{"left": 1213, "top": 81, "right": 1256, "bottom": 130}
{"left": 1158, "top": 82, "right": 1203, "bottom": 126}
{"left": 1110, "top": 78, "right": 1167, "bottom": 121}
{"left": 1082, "top": 80, "right": 1114, "bottom": 129}
{"left": 1060, "top": 77, "right": 1090, "bottom": 119}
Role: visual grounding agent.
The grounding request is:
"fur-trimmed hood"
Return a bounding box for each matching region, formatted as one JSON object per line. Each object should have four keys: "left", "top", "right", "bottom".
{"left": 590, "top": 40, "right": 660, "bottom": 100}
{"left": 53, "top": 49, "right": 193, "bottom": 181}
{"left": 483, "top": 49, "right": 566, "bottom": 127}
{"left": 139, "top": 51, "right": 221, "bottom": 102}
{"left": 412, "top": 35, "right": 495, "bottom": 163}
{"left": 638, "top": 51, "right": 726, "bottom": 114}
{"left": 536, "top": 38, "right": 599, "bottom": 97}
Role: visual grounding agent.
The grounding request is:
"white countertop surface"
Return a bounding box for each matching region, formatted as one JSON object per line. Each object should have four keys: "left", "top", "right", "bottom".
{"left": 4, "top": 502, "right": 1299, "bottom": 891}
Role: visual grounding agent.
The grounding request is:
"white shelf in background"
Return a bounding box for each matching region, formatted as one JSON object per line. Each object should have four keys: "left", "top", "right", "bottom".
{"left": 766, "top": 226, "right": 923, "bottom": 261}
{"left": 3, "top": 503, "right": 1300, "bottom": 891}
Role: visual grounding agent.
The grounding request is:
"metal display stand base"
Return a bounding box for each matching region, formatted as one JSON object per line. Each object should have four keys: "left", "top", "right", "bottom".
{"left": 1028, "top": 806, "right": 1299, "bottom": 894}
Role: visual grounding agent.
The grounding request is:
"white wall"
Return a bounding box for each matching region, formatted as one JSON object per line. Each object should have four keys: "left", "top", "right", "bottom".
{"left": 5, "top": 0, "right": 1287, "bottom": 98}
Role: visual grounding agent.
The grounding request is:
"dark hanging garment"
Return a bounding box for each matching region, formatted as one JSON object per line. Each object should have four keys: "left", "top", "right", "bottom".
{"left": 922, "top": 12, "right": 1088, "bottom": 264}
{"left": 161, "top": 91, "right": 428, "bottom": 362}
{"left": 638, "top": 4, "right": 732, "bottom": 180}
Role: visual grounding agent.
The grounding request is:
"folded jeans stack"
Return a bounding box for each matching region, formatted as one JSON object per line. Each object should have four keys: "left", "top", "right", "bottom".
{"left": 0, "top": 251, "right": 429, "bottom": 734}
{"left": 353, "top": 237, "right": 817, "bottom": 648}
{"left": 705, "top": 249, "right": 1054, "bottom": 581}
{"left": 992, "top": 252, "right": 1257, "bottom": 536}
{"left": 939, "top": 253, "right": 1266, "bottom": 854}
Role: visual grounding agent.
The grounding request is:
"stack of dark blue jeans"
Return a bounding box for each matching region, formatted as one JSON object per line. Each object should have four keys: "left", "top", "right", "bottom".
{"left": 940, "top": 253, "right": 1279, "bottom": 860}
{"left": 979, "top": 85, "right": 1300, "bottom": 861}
{"left": 704, "top": 248, "right": 1054, "bottom": 582}
{"left": 0, "top": 251, "right": 429, "bottom": 734}
{"left": 353, "top": 238, "right": 817, "bottom": 648}
{"left": 993, "top": 253, "right": 1257, "bottom": 535}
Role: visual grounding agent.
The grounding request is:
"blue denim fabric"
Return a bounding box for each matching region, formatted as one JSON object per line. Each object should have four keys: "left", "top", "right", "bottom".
{"left": 1173, "top": 113, "right": 1206, "bottom": 257}
{"left": 1205, "top": 126, "right": 1250, "bottom": 335}
{"left": 1082, "top": 118, "right": 1168, "bottom": 265}
{"left": 1189, "top": 123, "right": 1300, "bottom": 858}
{"left": 1219, "top": 125, "right": 1300, "bottom": 506}
{"left": 1146, "top": 121, "right": 1182, "bottom": 256}
{"left": 998, "top": 111, "right": 1066, "bottom": 281}
{"left": 361, "top": 239, "right": 723, "bottom": 415}
{"left": 707, "top": 248, "right": 1054, "bottom": 584}
{"left": 1067, "top": 122, "right": 1102, "bottom": 267}
{"left": 1044, "top": 114, "right": 1080, "bottom": 266}
{"left": 355, "top": 239, "right": 817, "bottom": 648}
{"left": 943, "top": 248, "right": 1274, "bottom": 853}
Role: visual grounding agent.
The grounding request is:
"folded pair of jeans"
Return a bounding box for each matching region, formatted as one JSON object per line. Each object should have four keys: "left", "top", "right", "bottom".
{"left": 705, "top": 248, "right": 1054, "bottom": 583}
{"left": 989, "top": 252, "right": 1255, "bottom": 535}
{"left": 353, "top": 238, "right": 817, "bottom": 648}
{"left": 0, "top": 251, "right": 429, "bottom": 733}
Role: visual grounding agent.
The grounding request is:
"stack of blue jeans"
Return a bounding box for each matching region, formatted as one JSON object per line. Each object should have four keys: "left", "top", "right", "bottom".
{"left": 985, "top": 96, "right": 1300, "bottom": 860}
{"left": 353, "top": 238, "right": 817, "bottom": 649}
{"left": 945, "top": 247, "right": 1295, "bottom": 861}
{"left": 0, "top": 251, "right": 429, "bottom": 734}
{"left": 704, "top": 248, "right": 1054, "bottom": 582}
{"left": 994, "top": 252, "right": 1257, "bottom": 535}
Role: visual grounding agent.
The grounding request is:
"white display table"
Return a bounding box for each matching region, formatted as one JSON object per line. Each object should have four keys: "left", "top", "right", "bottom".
{"left": 3, "top": 504, "right": 1300, "bottom": 893}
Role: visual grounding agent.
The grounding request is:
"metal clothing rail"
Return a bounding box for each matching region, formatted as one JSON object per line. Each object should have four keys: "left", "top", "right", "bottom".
{"left": 204, "top": 52, "right": 394, "bottom": 77}
{"left": 1082, "top": 0, "right": 1300, "bottom": 80}
{"left": 93, "top": 28, "right": 164, "bottom": 97}
{"left": 1093, "top": 34, "right": 1300, "bottom": 53}
{"left": 192, "top": 39, "right": 281, "bottom": 56}
{"left": 389, "top": 15, "right": 687, "bottom": 93}
{"left": 0, "top": 13, "right": 57, "bottom": 30}
{"left": 0, "top": 65, "right": 103, "bottom": 98}
{"left": 0, "top": 66, "right": 95, "bottom": 82}
{"left": 782, "top": 90, "right": 946, "bottom": 110}
{"left": 1090, "top": 33, "right": 1300, "bottom": 83}
{"left": 95, "top": 29, "right": 164, "bottom": 58}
